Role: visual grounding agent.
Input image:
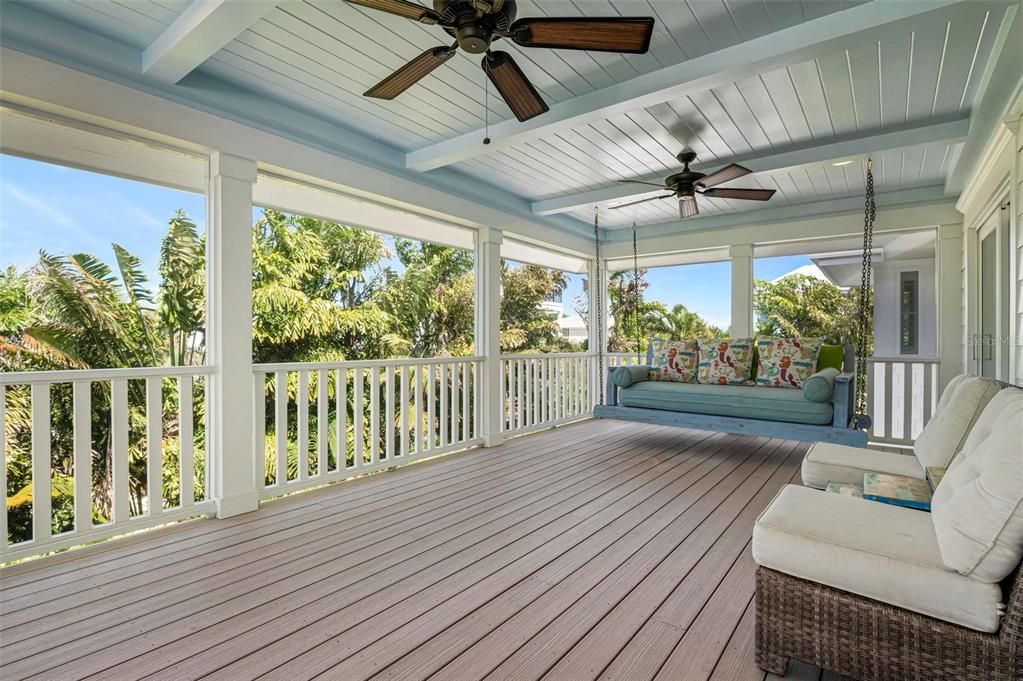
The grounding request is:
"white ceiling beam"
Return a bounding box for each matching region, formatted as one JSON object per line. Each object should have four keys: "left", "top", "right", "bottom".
{"left": 142, "top": 0, "right": 283, "bottom": 84}
{"left": 405, "top": 0, "right": 963, "bottom": 173}
{"left": 530, "top": 119, "right": 970, "bottom": 216}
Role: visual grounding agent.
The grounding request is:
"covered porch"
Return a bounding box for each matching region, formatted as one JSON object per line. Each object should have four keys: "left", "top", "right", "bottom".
{"left": 2, "top": 1, "right": 1023, "bottom": 680}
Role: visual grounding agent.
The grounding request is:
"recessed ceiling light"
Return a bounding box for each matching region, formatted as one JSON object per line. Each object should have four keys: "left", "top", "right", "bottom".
{"left": 831, "top": 160, "right": 854, "bottom": 167}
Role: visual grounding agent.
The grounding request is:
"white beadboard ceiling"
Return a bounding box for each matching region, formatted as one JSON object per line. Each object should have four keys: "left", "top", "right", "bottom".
{"left": 10, "top": 0, "right": 1012, "bottom": 231}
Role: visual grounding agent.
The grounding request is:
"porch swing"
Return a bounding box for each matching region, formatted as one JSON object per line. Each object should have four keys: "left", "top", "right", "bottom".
{"left": 592, "top": 162, "right": 876, "bottom": 448}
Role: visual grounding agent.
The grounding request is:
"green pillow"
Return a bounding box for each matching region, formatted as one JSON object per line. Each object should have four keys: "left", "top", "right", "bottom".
{"left": 817, "top": 344, "right": 843, "bottom": 372}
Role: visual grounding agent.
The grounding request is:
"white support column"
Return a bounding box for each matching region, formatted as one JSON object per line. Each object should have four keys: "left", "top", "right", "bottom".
{"left": 208, "top": 152, "right": 260, "bottom": 518}
{"left": 936, "top": 222, "right": 965, "bottom": 390}
{"left": 588, "top": 257, "right": 609, "bottom": 407}
{"left": 475, "top": 227, "right": 504, "bottom": 447}
{"left": 729, "top": 243, "right": 754, "bottom": 337}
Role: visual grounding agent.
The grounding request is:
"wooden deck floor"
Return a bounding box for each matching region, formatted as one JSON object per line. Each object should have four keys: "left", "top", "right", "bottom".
{"left": 0, "top": 420, "right": 850, "bottom": 681}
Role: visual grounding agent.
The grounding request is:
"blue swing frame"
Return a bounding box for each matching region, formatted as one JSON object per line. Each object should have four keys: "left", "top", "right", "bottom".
{"left": 592, "top": 345, "right": 869, "bottom": 448}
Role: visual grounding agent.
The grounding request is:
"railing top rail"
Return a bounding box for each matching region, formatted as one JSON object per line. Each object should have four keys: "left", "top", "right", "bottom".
{"left": 500, "top": 352, "right": 595, "bottom": 359}
{"left": 253, "top": 356, "right": 483, "bottom": 372}
{"left": 0, "top": 365, "right": 216, "bottom": 385}
{"left": 866, "top": 356, "right": 941, "bottom": 364}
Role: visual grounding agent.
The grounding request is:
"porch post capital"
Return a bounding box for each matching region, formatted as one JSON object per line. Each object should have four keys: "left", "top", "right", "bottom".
{"left": 210, "top": 152, "right": 257, "bottom": 183}
{"left": 728, "top": 243, "right": 754, "bottom": 259}
{"left": 477, "top": 226, "right": 503, "bottom": 246}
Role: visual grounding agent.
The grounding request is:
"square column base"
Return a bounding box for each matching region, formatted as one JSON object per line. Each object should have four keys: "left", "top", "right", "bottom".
{"left": 215, "top": 490, "right": 260, "bottom": 519}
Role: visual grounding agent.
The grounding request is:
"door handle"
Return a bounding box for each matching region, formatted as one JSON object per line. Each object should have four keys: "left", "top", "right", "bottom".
{"left": 972, "top": 334, "right": 979, "bottom": 361}
{"left": 984, "top": 334, "right": 993, "bottom": 361}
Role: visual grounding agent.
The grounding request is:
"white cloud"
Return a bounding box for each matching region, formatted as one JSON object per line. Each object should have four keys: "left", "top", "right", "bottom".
{"left": 6, "top": 184, "right": 77, "bottom": 229}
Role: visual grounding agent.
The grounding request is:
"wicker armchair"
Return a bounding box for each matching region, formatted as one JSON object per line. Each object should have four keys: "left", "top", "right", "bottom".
{"left": 755, "top": 561, "right": 1023, "bottom": 681}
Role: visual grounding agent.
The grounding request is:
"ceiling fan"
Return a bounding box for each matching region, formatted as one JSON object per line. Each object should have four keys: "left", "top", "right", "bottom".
{"left": 610, "top": 151, "right": 775, "bottom": 219}
{"left": 348, "top": 0, "right": 655, "bottom": 122}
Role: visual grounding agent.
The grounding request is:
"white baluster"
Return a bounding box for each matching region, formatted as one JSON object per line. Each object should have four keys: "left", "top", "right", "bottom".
{"left": 31, "top": 383, "right": 52, "bottom": 542}
{"left": 145, "top": 377, "right": 163, "bottom": 515}
{"left": 386, "top": 365, "right": 395, "bottom": 461}
{"left": 180, "top": 375, "right": 195, "bottom": 507}
{"left": 400, "top": 366, "right": 409, "bottom": 458}
{"left": 354, "top": 367, "right": 365, "bottom": 468}
{"left": 274, "top": 371, "right": 287, "bottom": 484}
{"left": 111, "top": 379, "right": 129, "bottom": 524}
{"left": 337, "top": 368, "right": 348, "bottom": 470}
{"left": 73, "top": 380, "right": 92, "bottom": 530}
{"left": 297, "top": 370, "right": 309, "bottom": 480}
{"left": 317, "top": 369, "right": 328, "bottom": 476}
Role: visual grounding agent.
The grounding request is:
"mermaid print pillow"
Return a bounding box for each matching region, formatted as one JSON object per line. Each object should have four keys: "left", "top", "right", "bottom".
{"left": 755, "top": 337, "right": 822, "bottom": 389}
{"left": 697, "top": 338, "right": 755, "bottom": 385}
{"left": 648, "top": 338, "right": 699, "bottom": 383}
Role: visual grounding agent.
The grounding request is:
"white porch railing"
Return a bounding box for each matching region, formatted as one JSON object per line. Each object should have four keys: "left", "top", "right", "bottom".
{"left": 866, "top": 357, "right": 940, "bottom": 446}
{"left": 252, "top": 356, "right": 482, "bottom": 499}
{"left": 608, "top": 351, "right": 645, "bottom": 367}
{"left": 500, "top": 353, "right": 595, "bottom": 435}
{"left": 0, "top": 366, "right": 215, "bottom": 562}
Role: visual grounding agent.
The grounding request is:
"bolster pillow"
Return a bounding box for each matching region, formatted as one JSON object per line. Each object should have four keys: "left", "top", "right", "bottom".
{"left": 802, "top": 367, "right": 839, "bottom": 402}
{"left": 613, "top": 365, "right": 650, "bottom": 388}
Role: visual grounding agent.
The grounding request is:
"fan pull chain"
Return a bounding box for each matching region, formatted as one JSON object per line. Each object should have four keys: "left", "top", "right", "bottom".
{"left": 483, "top": 67, "right": 491, "bottom": 145}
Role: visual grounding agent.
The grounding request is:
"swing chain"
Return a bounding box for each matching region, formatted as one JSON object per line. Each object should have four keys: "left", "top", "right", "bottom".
{"left": 632, "top": 221, "right": 642, "bottom": 362}
{"left": 595, "top": 207, "right": 605, "bottom": 406}
{"left": 854, "top": 159, "right": 876, "bottom": 428}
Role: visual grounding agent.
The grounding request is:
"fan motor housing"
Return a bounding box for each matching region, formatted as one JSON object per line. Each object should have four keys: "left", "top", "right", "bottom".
{"left": 436, "top": 0, "right": 516, "bottom": 54}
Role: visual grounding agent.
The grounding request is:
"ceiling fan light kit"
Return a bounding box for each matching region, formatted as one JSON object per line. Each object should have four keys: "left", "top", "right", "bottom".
{"left": 351, "top": 0, "right": 655, "bottom": 122}
{"left": 611, "top": 150, "right": 776, "bottom": 218}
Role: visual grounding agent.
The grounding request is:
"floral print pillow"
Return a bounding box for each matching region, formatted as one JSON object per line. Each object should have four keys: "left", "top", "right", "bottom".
{"left": 755, "top": 337, "right": 822, "bottom": 389}
{"left": 648, "top": 338, "right": 699, "bottom": 383}
{"left": 697, "top": 338, "right": 755, "bottom": 385}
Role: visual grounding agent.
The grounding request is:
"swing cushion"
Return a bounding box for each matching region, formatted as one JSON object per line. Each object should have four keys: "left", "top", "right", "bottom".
{"left": 617, "top": 381, "right": 834, "bottom": 425}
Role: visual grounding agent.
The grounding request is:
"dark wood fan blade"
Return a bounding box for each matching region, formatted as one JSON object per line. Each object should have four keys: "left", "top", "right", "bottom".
{"left": 346, "top": 0, "right": 441, "bottom": 24}
{"left": 365, "top": 46, "right": 455, "bottom": 99}
{"left": 700, "top": 187, "right": 776, "bottom": 201}
{"left": 483, "top": 51, "right": 548, "bottom": 122}
{"left": 696, "top": 163, "right": 752, "bottom": 188}
{"left": 510, "top": 17, "right": 654, "bottom": 54}
{"left": 680, "top": 196, "right": 699, "bottom": 219}
{"left": 617, "top": 179, "right": 668, "bottom": 188}
{"left": 609, "top": 193, "right": 675, "bottom": 210}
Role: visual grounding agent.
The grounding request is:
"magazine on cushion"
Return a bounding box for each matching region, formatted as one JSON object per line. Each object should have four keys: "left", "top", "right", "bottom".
{"left": 825, "top": 481, "right": 863, "bottom": 498}
{"left": 863, "top": 472, "right": 932, "bottom": 511}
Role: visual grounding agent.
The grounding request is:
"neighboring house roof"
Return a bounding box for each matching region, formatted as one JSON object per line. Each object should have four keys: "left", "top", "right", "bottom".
{"left": 770, "top": 263, "right": 832, "bottom": 285}
{"left": 557, "top": 314, "right": 587, "bottom": 332}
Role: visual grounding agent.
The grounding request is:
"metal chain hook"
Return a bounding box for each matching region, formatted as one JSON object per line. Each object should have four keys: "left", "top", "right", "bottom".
{"left": 854, "top": 158, "right": 875, "bottom": 428}
{"left": 632, "top": 221, "right": 641, "bottom": 362}
{"left": 594, "top": 206, "right": 604, "bottom": 406}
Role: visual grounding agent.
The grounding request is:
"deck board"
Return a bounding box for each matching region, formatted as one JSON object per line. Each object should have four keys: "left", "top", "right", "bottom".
{"left": 0, "top": 420, "right": 852, "bottom": 681}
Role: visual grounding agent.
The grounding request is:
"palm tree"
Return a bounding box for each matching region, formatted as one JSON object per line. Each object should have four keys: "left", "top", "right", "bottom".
{"left": 643, "top": 303, "right": 724, "bottom": 339}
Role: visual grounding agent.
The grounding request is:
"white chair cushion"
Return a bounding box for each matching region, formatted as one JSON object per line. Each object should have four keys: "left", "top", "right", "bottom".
{"left": 932, "top": 388, "right": 1023, "bottom": 583}
{"left": 912, "top": 374, "right": 1001, "bottom": 469}
{"left": 801, "top": 442, "right": 924, "bottom": 489}
{"left": 753, "top": 484, "right": 1004, "bottom": 632}
{"left": 797, "top": 439, "right": 928, "bottom": 488}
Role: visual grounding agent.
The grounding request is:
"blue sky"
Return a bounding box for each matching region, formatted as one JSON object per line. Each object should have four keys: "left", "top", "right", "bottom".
{"left": 1, "top": 153, "right": 809, "bottom": 328}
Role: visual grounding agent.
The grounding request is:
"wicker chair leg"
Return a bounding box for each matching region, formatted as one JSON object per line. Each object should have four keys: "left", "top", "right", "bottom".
{"left": 754, "top": 647, "right": 788, "bottom": 675}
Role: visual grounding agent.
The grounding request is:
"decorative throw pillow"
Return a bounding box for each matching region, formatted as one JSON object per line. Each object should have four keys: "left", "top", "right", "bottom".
{"left": 648, "top": 338, "right": 698, "bottom": 383}
{"left": 755, "top": 338, "right": 822, "bottom": 389}
{"left": 697, "top": 338, "right": 755, "bottom": 385}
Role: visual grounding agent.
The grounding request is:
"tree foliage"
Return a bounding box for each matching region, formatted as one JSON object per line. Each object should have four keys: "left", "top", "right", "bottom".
{"left": 754, "top": 274, "right": 871, "bottom": 351}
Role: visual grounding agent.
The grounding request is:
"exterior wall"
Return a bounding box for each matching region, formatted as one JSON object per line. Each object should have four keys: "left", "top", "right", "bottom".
{"left": 1012, "top": 114, "right": 1023, "bottom": 384}
{"left": 957, "top": 101, "right": 1022, "bottom": 383}
{"left": 873, "top": 258, "right": 937, "bottom": 358}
